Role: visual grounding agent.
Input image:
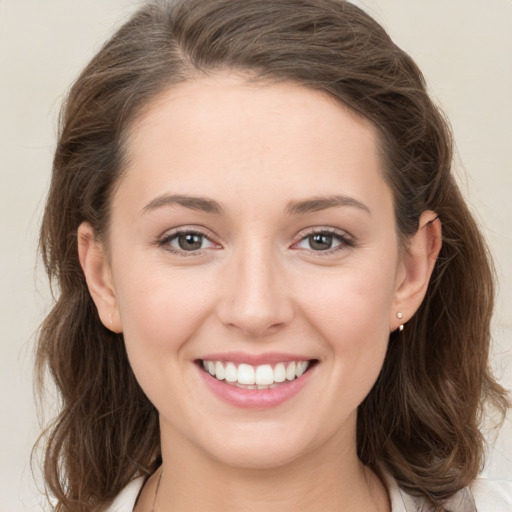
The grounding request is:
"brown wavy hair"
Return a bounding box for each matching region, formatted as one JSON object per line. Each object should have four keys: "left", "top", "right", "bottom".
{"left": 35, "top": 0, "right": 510, "bottom": 510}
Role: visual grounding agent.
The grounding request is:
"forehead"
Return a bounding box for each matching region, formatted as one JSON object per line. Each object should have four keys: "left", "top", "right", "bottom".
{"left": 118, "top": 74, "right": 389, "bottom": 214}
{"left": 128, "top": 74, "right": 377, "bottom": 149}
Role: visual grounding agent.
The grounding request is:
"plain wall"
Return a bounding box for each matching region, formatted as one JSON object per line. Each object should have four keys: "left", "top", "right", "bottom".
{"left": 0, "top": 1, "right": 510, "bottom": 510}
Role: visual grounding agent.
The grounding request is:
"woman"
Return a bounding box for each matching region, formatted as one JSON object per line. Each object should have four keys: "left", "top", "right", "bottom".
{"left": 36, "top": 0, "right": 510, "bottom": 511}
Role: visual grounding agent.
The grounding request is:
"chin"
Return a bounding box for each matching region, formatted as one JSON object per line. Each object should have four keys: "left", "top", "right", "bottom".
{"left": 192, "top": 419, "right": 338, "bottom": 472}
{"left": 209, "top": 440, "right": 311, "bottom": 471}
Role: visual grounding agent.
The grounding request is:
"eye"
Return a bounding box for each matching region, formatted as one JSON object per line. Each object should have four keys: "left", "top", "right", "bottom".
{"left": 293, "top": 229, "right": 353, "bottom": 252}
{"left": 160, "top": 230, "right": 218, "bottom": 253}
{"left": 303, "top": 232, "right": 339, "bottom": 251}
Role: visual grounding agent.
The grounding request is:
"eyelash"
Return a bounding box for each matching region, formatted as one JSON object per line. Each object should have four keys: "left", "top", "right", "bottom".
{"left": 292, "top": 228, "right": 355, "bottom": 256}
{"left": 157, "top": 227, "right": 355, "bottom": 256}
{"left": 158, "top": 228, "right": 218, "bottom": 256}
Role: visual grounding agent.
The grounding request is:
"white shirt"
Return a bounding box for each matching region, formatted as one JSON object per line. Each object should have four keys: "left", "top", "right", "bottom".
{"left": 105, "top": 474, "right": 512, "bottom": 511}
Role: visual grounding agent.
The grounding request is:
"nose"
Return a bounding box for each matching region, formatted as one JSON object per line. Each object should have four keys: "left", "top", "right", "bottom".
{"left": 216, "top": 242, "right": 294, "bottom": 338}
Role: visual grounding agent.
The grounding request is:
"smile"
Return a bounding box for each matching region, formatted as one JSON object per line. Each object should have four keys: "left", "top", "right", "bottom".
{"left": 201, "top": 360, "right": 311, "bottom": 389}
{"left": 196, "top": 356, "right": 317, "bottom": 408}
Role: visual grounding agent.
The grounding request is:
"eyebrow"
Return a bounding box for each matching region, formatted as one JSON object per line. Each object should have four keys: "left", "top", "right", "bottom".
{"left": 142, "top": 194, "right": 224, "bottom": 215}
{"left": 285, "top": 195, "right": 371, "bottom": 215}
{"left": 141, "top": 193, "right": 370, "bottom": 216}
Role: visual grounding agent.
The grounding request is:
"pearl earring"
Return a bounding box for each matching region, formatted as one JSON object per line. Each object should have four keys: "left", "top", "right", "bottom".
{"left": 397, "top": 312, "right": 404, "bottom": 332}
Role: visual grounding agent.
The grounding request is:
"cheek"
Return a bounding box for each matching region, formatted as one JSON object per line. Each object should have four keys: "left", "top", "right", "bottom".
{"left": 112, "top": 262, "right": 215, "bottom": 377}
{"left": 300, "top": 265, "right": 395, "bottom": 338}
{"left": 297, "top": 262, "right": 396, "bottom": 386}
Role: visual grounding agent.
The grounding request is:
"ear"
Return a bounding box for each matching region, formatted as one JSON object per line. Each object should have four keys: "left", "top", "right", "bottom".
{"left": 77, "top": 222, "right": 122, "bottom": 333}
{"left": 391, "top": 211, "right": 442, "bottom": 331}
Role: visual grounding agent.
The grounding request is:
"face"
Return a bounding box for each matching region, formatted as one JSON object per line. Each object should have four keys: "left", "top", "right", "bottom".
{"left": 95, "top": 75, "right": 409, "bottom": 469}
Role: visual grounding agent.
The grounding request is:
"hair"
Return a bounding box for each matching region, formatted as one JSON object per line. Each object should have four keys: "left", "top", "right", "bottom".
{"left": 36, "top": 0, "right": 510, "bottom": 510}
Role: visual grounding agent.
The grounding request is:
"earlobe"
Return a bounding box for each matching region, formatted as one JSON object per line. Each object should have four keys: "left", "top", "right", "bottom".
{"left": 77, "top": 222, "right": 122, "bottom": 333}
{"left": 391, "top": 211, "right": 442, "bottom": 331}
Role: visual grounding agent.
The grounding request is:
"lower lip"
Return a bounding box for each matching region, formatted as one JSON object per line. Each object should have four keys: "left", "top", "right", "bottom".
{"left": 197, "top": 364, "right": 314, "bottom": 409}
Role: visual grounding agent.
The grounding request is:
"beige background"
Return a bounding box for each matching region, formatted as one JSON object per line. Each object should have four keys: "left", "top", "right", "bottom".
{"left": 0, "top": 0, "right": 510, "bottom": 510}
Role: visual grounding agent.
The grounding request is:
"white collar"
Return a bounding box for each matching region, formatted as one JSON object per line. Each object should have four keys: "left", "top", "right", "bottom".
{"left": 384, "top": 472, "right": 478, "bottom": 512}
{"left": 107, "top": 473, "right": 481, "bottom": 512}
{"left": 106, "top": 476, "right": 145, "bottom": 511}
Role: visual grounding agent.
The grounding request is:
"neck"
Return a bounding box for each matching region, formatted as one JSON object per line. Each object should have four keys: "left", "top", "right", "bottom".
{"left": 139, "top": 424, "right": 390, "bottom": 512}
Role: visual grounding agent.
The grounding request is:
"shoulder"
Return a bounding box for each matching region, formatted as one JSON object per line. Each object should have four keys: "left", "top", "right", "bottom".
{"left": 102, "top": 474, "right": 512, "bottom": 512}
{"left": 104, "top": 477, "right": 145, "bottom": 512}
{"left": 469, "top": 478, "right": 512, "bottom": 512}
{"left": 385, "top": 473, "right": 512, "bottom": 512}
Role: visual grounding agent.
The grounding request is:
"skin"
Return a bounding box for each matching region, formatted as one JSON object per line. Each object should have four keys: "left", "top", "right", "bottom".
{"left": 78, "top": 74, "right": 441, "bottom": 512}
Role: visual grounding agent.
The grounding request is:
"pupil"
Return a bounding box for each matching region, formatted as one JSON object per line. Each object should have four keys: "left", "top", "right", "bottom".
{"left": 179, "top": 233, "right": 202, "bottom": 250}
{"left": 310, "top": 233, "right": 332, "bottom": 250}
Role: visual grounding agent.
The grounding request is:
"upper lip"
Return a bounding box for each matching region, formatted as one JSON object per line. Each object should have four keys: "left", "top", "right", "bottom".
{"left": 198, "top": 352, "right": 315, "bottom": 366}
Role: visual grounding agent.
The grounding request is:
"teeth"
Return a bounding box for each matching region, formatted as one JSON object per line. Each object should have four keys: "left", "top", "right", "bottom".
{"left": 286, "top": 362, "right": 296, "bottom": 381}
{"left": 225, "top": 362, "right": 238, "bottom": 383}
{"left": 201, "top": 360, "right": 311, "bottom": 387}
{"left": 255, "top": 364, "right": 274, "bottom": 385}
{"left": 296, "top": 361, "right": 308, "bottom": 377}
{"left": 238, "top": 364, "right": 255, "bottom": 385}
{"left": 215, "top": 361, "right": 225, "bottom": 381}
{"left": 274, "top": 363, "right": 286, "bottom": 383}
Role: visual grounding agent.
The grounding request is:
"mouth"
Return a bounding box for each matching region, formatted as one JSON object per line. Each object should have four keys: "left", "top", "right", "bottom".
{"left": 196, "top": 359, "right": 318, "bottom": 390}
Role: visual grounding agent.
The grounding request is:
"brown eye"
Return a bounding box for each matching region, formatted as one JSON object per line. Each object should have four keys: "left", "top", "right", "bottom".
{"left": 163, "top": 230, "right": 216, "bottom": 253}
{"left": 308, "top": 233, "right": 334, "bottom": 251}
{"left": 177, "top": 233, "right": 204, "bottom": 251}
{"left": 294, "top": 229, "right": 352, "bottom": 253}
